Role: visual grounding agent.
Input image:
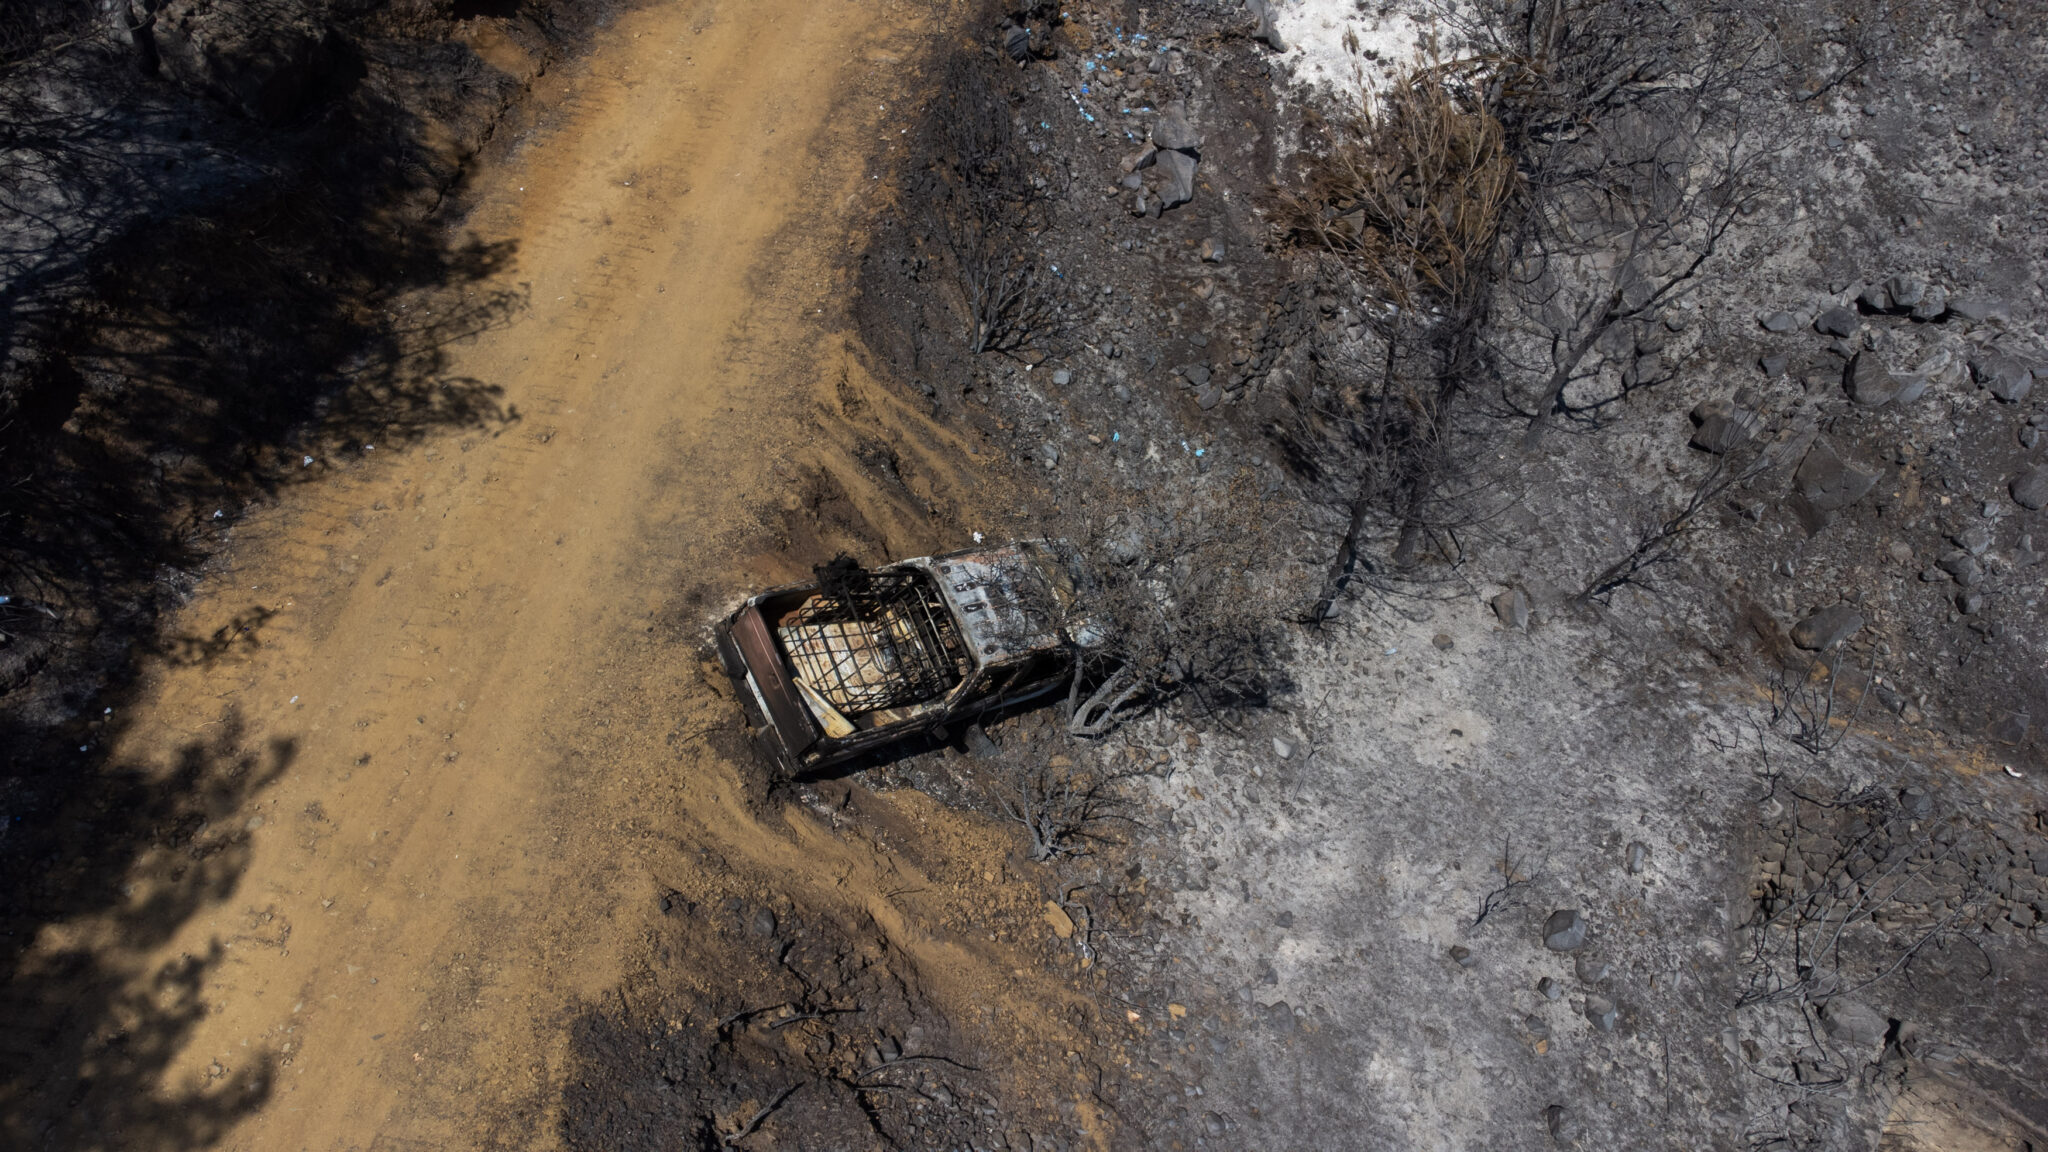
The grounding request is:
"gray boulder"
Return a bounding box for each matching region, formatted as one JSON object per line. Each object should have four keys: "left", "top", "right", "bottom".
{"left": 1689, "top": 397, "right": 1757, "bottom": 454}
{"left": 1911, "top": 284, "right": 1950, "bottom": 321}
{"left": 1819, "top": 998, "right": 1889, "bottom": 1051}
{"left": 1246, "top": 0, "right": 1288, "bottom": 50}
{"left": 1492, "top": 586, "right": 1531, "bottom": 630}
{"left": 1844, "top": 352, "right": 1902, "bottom": 406}
{"left": 1971, "top": 351, "right": 2036, "bottom": 402}
{"left": 1883, "top": 274, "right": 1929, "bottom": 309}
{"left": 1945, "top": 296, "right": 2010, "bottom": 323}
{"left": 1155, "top": 148, "right": 1198, "bottom": 209}
{"left": 1543, "top": 909, "right": 1588, "bottom": 951}
{"left": 1758, "top": 311, "right": 1800, "bottom": 333}
{"left": 2011, "top": 465, "right": 2048, "bottom": 511}
{"left": 1795, "top": 440, "right": 1879, "bottom": 512}
{"left": 1814, "top": 306, "right": 1860, "bottom": 337}
{"left": 1152, "top": 102, "right": 1204, "bottom": 152}
{"left": 1791, "top": 605, "right": 1864, "bottom": 651}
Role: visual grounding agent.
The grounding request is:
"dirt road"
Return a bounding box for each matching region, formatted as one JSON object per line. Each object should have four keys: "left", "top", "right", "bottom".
{"left": 11, "top": 2, "right": 1112, "bottom": 1147}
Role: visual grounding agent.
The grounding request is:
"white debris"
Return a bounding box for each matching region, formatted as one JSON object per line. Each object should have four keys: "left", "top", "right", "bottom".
{"left": 1270, "top": 0, "right": 1457, "bottom": 103}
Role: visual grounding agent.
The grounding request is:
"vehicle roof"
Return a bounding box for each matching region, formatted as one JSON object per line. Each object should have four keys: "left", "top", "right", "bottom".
{"left": 898, "top": 541, "right": 1073, "bottom": 666}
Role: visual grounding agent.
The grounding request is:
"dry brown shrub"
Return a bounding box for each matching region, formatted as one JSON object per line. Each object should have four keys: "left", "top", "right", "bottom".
{"left": 1275, "top": 64, "right": 1521, "bottom": 312}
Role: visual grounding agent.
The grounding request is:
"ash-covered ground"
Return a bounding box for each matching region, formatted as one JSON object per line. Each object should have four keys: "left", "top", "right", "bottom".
{"left": 829, "top": 0, "right": 2048, "bottom": 1148}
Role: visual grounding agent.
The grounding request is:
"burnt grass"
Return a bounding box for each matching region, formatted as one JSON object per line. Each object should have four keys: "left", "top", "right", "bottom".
{"left": 0, "top": 2, "right": 620, "bottom": 1146}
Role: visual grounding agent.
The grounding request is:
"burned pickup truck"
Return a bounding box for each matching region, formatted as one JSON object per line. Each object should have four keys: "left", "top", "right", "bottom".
{"left": 713, "top": 542, "right": 1091, "bottom": 775}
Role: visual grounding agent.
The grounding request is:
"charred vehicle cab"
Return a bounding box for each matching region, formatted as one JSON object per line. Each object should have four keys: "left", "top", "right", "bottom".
{"left": 713, "top": 541, "right": 1086, "bottom": 775}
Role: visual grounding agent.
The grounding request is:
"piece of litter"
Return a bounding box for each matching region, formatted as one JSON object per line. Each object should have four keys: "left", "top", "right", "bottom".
{"left": 79, "top": 745, "right": 88, "bottom": 753}
{"left": 2007, "top": 766, "right": 2026, "bottom": 779}
{"left": 972, "top": 531, "right": 985, "bottom": 543}
{"left": 212, "top": 510, "right": 224, "bottom": 519}
{"left": 290, "top": 696, "right": 300, "bottom": 704}
{"left": 303, "top": 456, "right": 314, "bottom": 466}
{"left": 1384, "top": 647, "right": 1398, "bottom": 656}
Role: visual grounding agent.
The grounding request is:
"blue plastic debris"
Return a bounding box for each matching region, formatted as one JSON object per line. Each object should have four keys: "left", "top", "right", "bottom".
{"left": 1112, "top": 431, "right": 1121, "bottom": 442}
{"left": 1194, "top": 448, "right": 1206, "bottom": 457}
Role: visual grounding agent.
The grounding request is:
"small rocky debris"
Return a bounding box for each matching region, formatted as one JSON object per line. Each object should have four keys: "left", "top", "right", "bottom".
{"left": 1574, "top": 955, "right": 1611, "bottom": 984}
{"left": 1758, "top": 310, "right": 1800, "bottom": 333}
{"left": 1492, "top": 586, "right": 1531, "bottom": 630}
{"left": 1537, "top": 976, "right": 1564, "bottom": 1001}
{"left": 1937, "top": 551, "right": 1984, "bottom": 587}
{"left": 1449, "top": 944, "right": 1476, "bottom": 968}
{"left": 1199, "top": 237, "right": 1225, "bottom": 263}
{"left": 750, "top": 907, "right": 779, "bottom": 938}
{"left": 1039, "top": 442, "right": 1060, "bottom": 468}
{"left": 1431, "top": 632, "right": 1454, "bottom": 651}
{"left": 1988, "top": 712, "right": 2030, "bottom": 745}
{"left": 1272, "top": 736, "right": 1295, "bottom": 760}
{"left": 1543, "top": 909, "right": 1588, "bottom": 952}
{"left": 1625, "top": 841, "right": 1649, "bottom": 875}
{"left": 1523, "top": 1013, "right": 1550, "bottom": 1039}
{"left": 1151, "top": 102, "right": 1203, "bottom": 152}
{"left": 1957, "top": 590, "right": 1984, "bottom": 615}
{"left": 1790, "top": 604, "right": 1864, "bottom": 651}
{"left": 1583, "top": 995, "right": 1618, "bottom": 1032}
{"left": 2011, "top": 464, "right": 2048, "bottom": 511}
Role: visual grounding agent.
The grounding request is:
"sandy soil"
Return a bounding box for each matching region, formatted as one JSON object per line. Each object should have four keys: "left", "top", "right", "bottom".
{"left": 8, "top": 2, "right": 1114, "bottom": 1147}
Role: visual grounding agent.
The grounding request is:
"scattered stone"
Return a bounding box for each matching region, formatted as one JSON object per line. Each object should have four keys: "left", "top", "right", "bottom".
{"left": 1814, "top": 306, "right": 1859, "bottom": 337}
{"left": 1845, "top": 352, "right": 1903, "bottom": 406}
{"left": 1584, "top": 995, "right": 1618, "bottom": 1032}
{"left": 1883, "top": 274, "right": 1929, "bottom": 309}
{"left": 1957, "top": 589, "right": 1983, "bottom": 615}
{"left": 1899, "top": 787, "right": 1934, "bottom": 818}
{"left": 964, "top": 723, "right": 999, "bottom": 757}
{"left": 750, "top": 907, "right": 779, "bottom": 937}
{"left": 1955, "top": 525, "right": 1992, "bottom": 556}
{"left": 1937, "top": 551, "right": 1984, "bottom": 586}
{"left": 1945, "top": 296, "right": 2010, "bottom": 324}
{"left": 1795, "top": 439, "right": 1879, "bottom": 512}
{"left": 1790, "top": 604, "right": 1864, "bottom": 651}
{"left": 1195, "top": 381, "right": 1223, "bottom": 410}
{"left": 1546, "top": 1104, "right": 1581, "bottom": 1143}
{"left": 1818, "top": 998, "right": 1888, "bottom": 1050}
{"left": 1119, "top": 142, "right": 1158, "bottom": 174}
{"left": 1625, "top": 841, "right": 1649, "bottom": 875}
{"left": 1431, "top": 632, "right": 1454, "bottom": 651}
{"left": 1857, "top": 283, "right": 1890, "bottom": 311}
{"left": 1911, "top": 284, "right": 1950, "bottom": 321}
{"left": 1690, "top": 396, "right": 1757, "bottom": 454}
{"left": 1971, "top": 351, "right": 2036, "bottom": 402}
{"left": 1524, "top": 1013, "right": 1551, "bottom": 1039}
{"left": 1449, "top": 944, "right": 1476, "bottom": 967}
{"left": 1574, "top": 955, "right": 1611, "bottom": 984}
{"left": 1039, "top": 442, "right": 1060, "bottom": 468}
{"left": 2011, "top": 465, "right": 2048, "bottom": 511}
{"left": 1051, "top": 368, "right": 1072, "bottom": 387}
{"left": 1537, "top": 976, "right": 1564, "bottom": 1001}
{"left": 1759, "top": 311, "right": 1800, "bottom": 333}
{"left": 1151, "top": 102, "right": 1203, "bottom": 152}
{"left": 1760, "top": 353, "right": 1790, "bottom": 377}
{"left": 1887, "top": 540, "right": 1914, "bottom": 565}
{"left": 1272, "top": 736, "right": 1294, "bottom": 760}
{"left": 1989, "top": 713, "right": 2030, "bottom": 745}
{"left": 1245, "top": 0, "right": 1287, "bottom": 49}
{"left": 1044, "top": 901, "right": 1075, "bottom": 939}
{"left": 1199, "top": 238, "right": 1225, "bottom": 263}
{"left": 1492, "top": 586, "right": 1531, "bottom": 630}
{"left": 1155, "top": 148, "right": 1197, "bottom": 209}
{"left": 1543, "top": 909, "right": 1588, "bottom": 952}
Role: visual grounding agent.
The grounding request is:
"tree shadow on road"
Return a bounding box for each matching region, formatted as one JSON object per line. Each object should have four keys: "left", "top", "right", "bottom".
{"left": 0, "top": 711, "right": 293, "bottom": 1150}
